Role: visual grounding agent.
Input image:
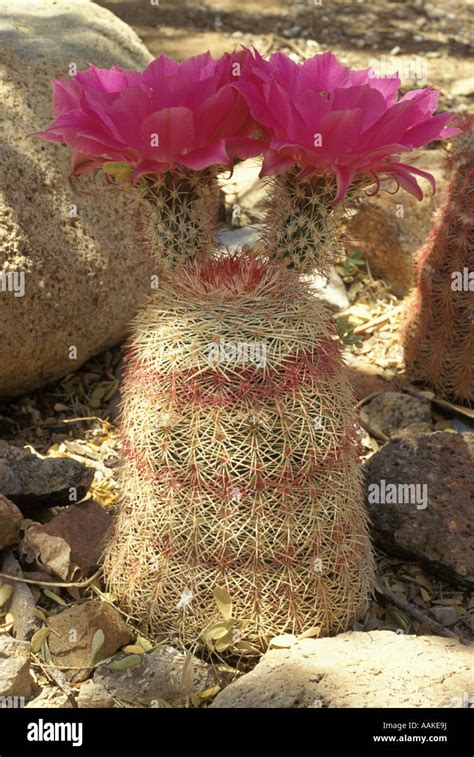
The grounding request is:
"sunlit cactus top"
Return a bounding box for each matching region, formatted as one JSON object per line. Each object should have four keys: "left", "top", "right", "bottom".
{"left": 235, "top": 48, "right": 459, "bottom": 202}
{"left": 33, "top": 50, "right": 263, "bottom": 182}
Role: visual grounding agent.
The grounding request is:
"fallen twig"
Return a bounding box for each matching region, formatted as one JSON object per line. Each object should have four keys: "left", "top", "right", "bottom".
{"left": 31, "top": 652, "right": 78, "bottom": 708}
{"left": 0, "top": 568, "right": 102, "bottom": 589}
{"left": 374, "top": 579, "right": 461, "bottom": 641}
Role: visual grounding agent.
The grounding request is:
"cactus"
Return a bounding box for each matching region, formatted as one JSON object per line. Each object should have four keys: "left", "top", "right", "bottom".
{"left": 103, "top": 253, "right": 374, "bottom": 646}
{"left": 136, "top": 167, "right": 220, "bottom": 271}
{"left": 403, "top": 119, "right": 474, "bottom": 405}
{"left": 263, "top": 171, "right": 366, "bottom": 275}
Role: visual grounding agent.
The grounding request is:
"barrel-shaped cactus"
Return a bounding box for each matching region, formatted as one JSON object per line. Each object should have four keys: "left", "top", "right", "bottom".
{"left": 104, "top": 254, "right": 374, "bottom": 644}
{"left": 403, "top": 119, "right": 474, "bottom": 405}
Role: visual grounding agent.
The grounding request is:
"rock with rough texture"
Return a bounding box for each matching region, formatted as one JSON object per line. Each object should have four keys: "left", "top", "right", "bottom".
{"left": 0, "top": 494, "right": 22, "bottom": 548}
{"left": 211, "top": 632, "right": 474, "bottom": 708}
{"left": 46, "top": 601, "right": 134, "bottom": 682}
{"left": 22, "top": 500, "right": 111, "bottom": 580}
{"left": 26, "top": 686, "right": 72, "bottom": 708}
{"left": 77, "top": 680, "right": 114, "bottom": 708}
{"left": 364, "top": 432, "right": 474, "bottom": 589}
{"left": 360, "top": 391, "right": 432, "bottom": 439}
{"left": 0, "top": 445, "right": 94, "bottom": 508}
{"left": 306, "top": 268, "right": 350, "bottom": 312}
{"left": 0, "top": 637, "right": 33, "bottom": 699}
{"left": 343, "top": 149, "right": 447, "bottom": 297}
{"left": 94, "top": 645, "right": 225, "bottom": 706}
{"left": 218, "top": 225, "right": 263, "bottom": 250}
{"left": 0, "top": 0, "right": 153, "bottom": 397}
{"left": 2, "top": 550, "right": 40, "bottom": 641}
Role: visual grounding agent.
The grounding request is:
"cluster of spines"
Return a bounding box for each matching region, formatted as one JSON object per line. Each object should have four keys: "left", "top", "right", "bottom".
{"left": 136, "top": 167, "right": 220, "bottom": 272}
{"left": 262, "top": 171, "right": 364, "bottom": 276}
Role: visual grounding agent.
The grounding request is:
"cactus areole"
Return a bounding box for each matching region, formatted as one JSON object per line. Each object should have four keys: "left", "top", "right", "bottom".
{"left": 35, "top": 49, "right": 457, "bottom": 649}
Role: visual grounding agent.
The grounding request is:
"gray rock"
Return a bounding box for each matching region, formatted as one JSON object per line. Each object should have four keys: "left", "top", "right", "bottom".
{"left": 0, "top": 637, "right": 33, "bottom": 699}
{"left": 1, "top": 550, "right": 40, "bottom": 641}
{"left": 0, "top": 444, "right": 94, "bottom": 508}
{"left": 306, "top": 267, "right": 350, "bottom": 312}
{"left": 361, "top": 391, "right": 432, "bottom": 439}
{"left": 218, "top": 225, "right": 263, "bottom": 251}
{"left": 0, "top": 494, "right": 22, "bottom": 548}
{"left": 25, "top": 686, "right": 73, "bottom": 708}
{"left": 364, "top": 432, "right": 474, "bottom": 589}
{"left": 211, "top": 632, "right": 474, "bottom": 708}
{"left": 94, "top": 645, "right": 225, "bottom": 706}
{"left": 0, "top": 0, "right": 153, "bottom": 397}
{"left": 77, "top": 680, "right": 114, "bottom": 708}
{"left": 432, "top": 607, "right": 460, "bottom": 627}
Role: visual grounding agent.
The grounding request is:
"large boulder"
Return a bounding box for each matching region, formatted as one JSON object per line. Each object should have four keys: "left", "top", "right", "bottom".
{"left": 364, "top": 432, "right": 474, "bottom": 589}
{"left": 211, "top": 632, "right": 474, "bottom": 708}
{"left": 0, "top": 0, "right": 153, "bottom": 396}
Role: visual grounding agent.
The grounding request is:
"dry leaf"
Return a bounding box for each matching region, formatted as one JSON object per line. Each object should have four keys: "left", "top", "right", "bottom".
{"left": 181, "top": 652, "right": 195, "bottom": 692}
{"left": 25, "top": 525, "right": 74, "bottom": 581}
{"left": 33, "top": 607, "right": 48, "bottom": 622}
{"left": 0, "top": 585, "right": 14, "bottom": 607}
{"left": 43, "top": 588, "right": 67, "bottom": 606}
{"left": 420, "top": 587, "right": 431, "bottom": 603}
{"left": 214, "top": 631, "right": 234, "bottom": 652}
{"left": 136, "top": 635, "right": 153, "bottom": 652}
{"left": 31, "top": 627, "right": 51, "bottom": 653}
{"left": 91, "top": 628, "right": 105, "bottom": 665}
{"left": 297, "top": 626, "right": 321, "bottom": 640}
{"left": 0, "top": 613, "right": 14, "bottom": 634}
{"left": 122, "top": 645, "right": 145, "bottom": 655}
{"left": 268, "top": 634, "right": 297, "bottom": 648}
{"left": 213, "top": 586, "right": 232, "bottom": 621}
{"left": 107, "top": 655, "right": 142, "bottom": 671}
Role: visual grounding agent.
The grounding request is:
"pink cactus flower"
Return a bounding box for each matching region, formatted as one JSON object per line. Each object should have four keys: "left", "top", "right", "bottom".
{"left": 234, "top": 49, "right": 459, "bottom": 202}
{"left": 33, "top": 51, "right": 263, "bottom": 183}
